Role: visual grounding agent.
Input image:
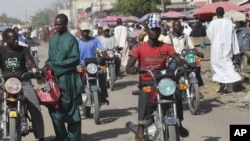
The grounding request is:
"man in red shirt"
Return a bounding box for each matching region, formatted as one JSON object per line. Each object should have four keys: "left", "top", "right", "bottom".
{"left": 126, "top": 13, "right": 189, "bottom": 141}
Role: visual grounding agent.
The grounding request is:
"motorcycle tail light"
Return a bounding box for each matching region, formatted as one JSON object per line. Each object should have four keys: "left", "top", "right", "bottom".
{"left": 142, "top": 86, "right": 152, "bottom": 93}
{"left": 4, "top": 78, "right": 22, "bottom": 94}
{"left": 179, "top": 83, "right": 188, "bottom": 90}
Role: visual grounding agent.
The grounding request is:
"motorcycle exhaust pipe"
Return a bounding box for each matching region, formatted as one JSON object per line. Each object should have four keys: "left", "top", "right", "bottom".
{"left": 126, "top": 121, "right": 138, "bottom": 134}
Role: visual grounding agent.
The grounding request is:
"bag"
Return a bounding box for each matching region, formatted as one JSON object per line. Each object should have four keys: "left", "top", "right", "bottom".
{"left": 36, "top": 66, "right": 61, "bottom": 109}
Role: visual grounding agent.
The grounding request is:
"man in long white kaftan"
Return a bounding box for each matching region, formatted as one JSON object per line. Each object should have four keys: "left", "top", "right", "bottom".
{"left": 207, "top": 7, "right": 241, "bottom": 92}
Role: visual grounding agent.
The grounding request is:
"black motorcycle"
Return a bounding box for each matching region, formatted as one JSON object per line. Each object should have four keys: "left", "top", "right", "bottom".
{"left": 126, "top": 66, "right": 181, "bottom": 141}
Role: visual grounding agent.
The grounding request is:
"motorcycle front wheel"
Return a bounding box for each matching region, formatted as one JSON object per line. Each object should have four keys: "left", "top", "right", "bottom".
{"left": 165, "top": 124, "right": 180, "bottom": 141}
{"left": 188, "top": 83, "right": 200, "bottom": 115}
{"left": 109, "top": 67, "right": 115, "bottom": 91}
{"left": 93, "top": 91, "right": 100, "bottom": 124}
{"left": 9, "top": 117, "right": 20, "bottom": 141}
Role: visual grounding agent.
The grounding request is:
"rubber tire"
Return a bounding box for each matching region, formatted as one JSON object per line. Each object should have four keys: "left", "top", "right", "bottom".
{"left": 166, "top": 124, "right": 180, "bottom": 141}
{"left": 109, "top": 67, "right": 115, "bottom": 91}
{"left": 188, "top": 83, "right": 200, "bottom": 115}
{"left": 9, "top": 117, "right": 17, "bottom": 141}
{"left": 93, "top": 91, "right": 100, "bottom": 124}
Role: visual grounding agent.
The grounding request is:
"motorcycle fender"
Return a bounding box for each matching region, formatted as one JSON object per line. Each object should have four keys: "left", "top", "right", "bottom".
{"left": 9, "top": 111, "right": 17, "bottom": 118}
{"left": 90, "top": 85, "right": 99, "bottom": 91}
{"left": 165, "top": 116, "right": 177, "bottom": 125}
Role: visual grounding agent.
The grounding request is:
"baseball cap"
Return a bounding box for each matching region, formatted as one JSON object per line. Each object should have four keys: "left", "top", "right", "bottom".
{"left": 103, "top": 25, "right": 110, "bottom": 31}
{"left": 147, "top": 13, "right": 162, "bottom": 29}
{"left": 79, "top": 22, "right": 90, "bottom": 31}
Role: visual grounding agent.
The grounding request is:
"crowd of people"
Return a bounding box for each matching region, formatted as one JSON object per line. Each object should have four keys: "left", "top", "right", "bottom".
{"left": 0, "top": 5, "right": 248, "bottom": 141}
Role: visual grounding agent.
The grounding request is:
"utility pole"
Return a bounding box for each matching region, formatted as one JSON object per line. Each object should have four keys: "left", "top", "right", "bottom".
{"left": 161, "top": 0, "right": 165, "bottom": 13}
{"left": 99, "top": 0, "right": 103, "bottom": 18}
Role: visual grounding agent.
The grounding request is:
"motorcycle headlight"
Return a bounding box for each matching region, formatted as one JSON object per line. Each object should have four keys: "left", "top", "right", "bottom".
{"left": 86, "top": 63, "right": 98, "bottom": 74}
{"left": 107, "top": 51, "right": 114, "bottom": 58}
{"left": 158, "top": 78, "right": 176, "bottom": 96}
{"left": 185, "top": 53, "right": 196, "bottom": 64}
{"left": 4, "top": 78, "right": 22, "bottom": 94}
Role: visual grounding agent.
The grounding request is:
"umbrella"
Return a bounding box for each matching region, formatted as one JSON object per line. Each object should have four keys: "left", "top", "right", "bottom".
{"left": 122, "top": 16, "right": 140, "bottom": 23}
{"left": 224, "top": 10, "right": 246, "bottom": 22}
{"left": 161, "top": 10, "right": 186, "bottom": 19}
{"left": 193, "top": 2, "right": 246, "bottom": 20}
{"left": 100, "top": 15, "right": 122, "bottom": 22}
{"left": 140, "top": 13, "right": 150, "bottom": 22}
{"left": 240, "top": 3, "right": 250, "bottom": 10}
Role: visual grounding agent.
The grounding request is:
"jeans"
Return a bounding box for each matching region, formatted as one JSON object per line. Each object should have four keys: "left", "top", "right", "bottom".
{"left": 138, "top": 89, "right": 183, "bottom": 125}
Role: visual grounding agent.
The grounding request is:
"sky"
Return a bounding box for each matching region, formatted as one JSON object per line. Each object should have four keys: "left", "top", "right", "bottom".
{"left": 0, "top": 0, "right": 61, "bottom": 22}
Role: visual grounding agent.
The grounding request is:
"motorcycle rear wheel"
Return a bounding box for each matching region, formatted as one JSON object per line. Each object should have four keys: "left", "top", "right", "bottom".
{"left": 188, "top": 83, "right": 200, "bottom": 115}
{"left": 93, "top": 91, "right": 100, "bottom": 124}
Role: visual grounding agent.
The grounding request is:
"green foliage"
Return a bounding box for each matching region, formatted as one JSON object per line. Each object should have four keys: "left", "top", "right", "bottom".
{"left": 112, "top": 0, "right": 170, "bottom": 17}
{"left": 30, "top": 8, "right": 57, "bottom": 27}
{"left": 0, "top": 13, "right": 23, "bottom": 25}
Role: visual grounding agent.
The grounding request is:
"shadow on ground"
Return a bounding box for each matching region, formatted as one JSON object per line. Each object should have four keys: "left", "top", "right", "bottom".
{"left": 81, "top": 107, "right": 137, "bottom": 124}
{"left": 82, "top": 127, "right": 131, "bottom": 141}
{"left": 183, "top": 97, "right": 225, "bottom": 115}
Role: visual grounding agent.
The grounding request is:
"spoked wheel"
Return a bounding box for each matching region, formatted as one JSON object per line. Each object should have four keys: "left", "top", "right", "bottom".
{"left": 92, "top": 91, "right": 100, "bottom": 124}
{"left": 109, "top": 67, "right": 115, "bottom": 91}
{"left": 188, "top": 83, "right": 200, "bottom": 115}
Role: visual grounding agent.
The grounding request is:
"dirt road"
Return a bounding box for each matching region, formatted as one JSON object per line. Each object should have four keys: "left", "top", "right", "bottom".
{"left": 22, "top": 42, "right": 250, "bottom": 141}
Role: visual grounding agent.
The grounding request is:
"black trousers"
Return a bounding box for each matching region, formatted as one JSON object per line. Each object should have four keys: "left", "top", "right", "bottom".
{"left": 137, "top": 89, "right": 183, "bottom": 125}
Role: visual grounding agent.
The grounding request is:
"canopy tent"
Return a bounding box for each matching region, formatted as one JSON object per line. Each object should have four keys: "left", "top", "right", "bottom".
{"left": 193, "top": 2, "right": 246, "bottom": 21}
{"left": 161, "top": 10, "right": 187, "bottom": 19}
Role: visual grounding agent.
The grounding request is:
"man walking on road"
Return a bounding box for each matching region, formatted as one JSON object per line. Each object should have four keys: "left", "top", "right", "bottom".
{"left": 45, "top": 14, "right": 83, "bottom": 141}
{"left": 114, "top": 18, "right": 129, "bottom": 72}
{"left": 207, "top": 7, "right": 241, "bottom": 93}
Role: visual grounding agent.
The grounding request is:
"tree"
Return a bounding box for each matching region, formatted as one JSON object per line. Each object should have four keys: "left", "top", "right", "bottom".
{"left": 112, "top": 0, "right": 170, "bottom": 17}
{"left": 0, "top": 13, "right": 23, "bottom": 25}
{"left": 30, "top": 8, "right": 57, "bottom": 27}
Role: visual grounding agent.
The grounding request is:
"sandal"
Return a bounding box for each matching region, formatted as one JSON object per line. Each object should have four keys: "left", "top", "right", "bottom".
{"left": 180, "top": 126, "right": 189, "bottom": 138}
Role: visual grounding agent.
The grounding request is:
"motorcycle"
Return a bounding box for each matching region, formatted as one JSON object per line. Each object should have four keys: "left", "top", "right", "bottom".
{"left": 126, "top": 66, "right": 181, "bottom": 141}
{"left": 30, "top": 46, "right": 39, "bottom": 67}
{"left": 167, "top": 48, "right": 203, "bottom": 115}
{"left": 105, "top": 49, "right": 117, "bottom": 91}
{"left": 76, "top": 58, "right": 106, "bottom": 124}
{"left": 0, "top": 71, "right": 39, "bottom": 141}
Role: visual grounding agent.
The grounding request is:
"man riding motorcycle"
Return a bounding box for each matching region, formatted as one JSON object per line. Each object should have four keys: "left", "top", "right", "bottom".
{"left": 98, "top": 25, "right": 121, "bottom": 79}
{"left": 77, "top": 22, "right": 109, "bottom": 104}
{"left": 0, "top": 28, "right": 44, "bottom": 141}
{"left": 126, "top": 13, "right": 189, "bottom": 141}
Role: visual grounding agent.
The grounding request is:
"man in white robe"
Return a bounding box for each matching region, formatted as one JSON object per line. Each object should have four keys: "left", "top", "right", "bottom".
{"left": 207, "top": 7, "right": 241, "bottom": 93}
{"left": 114, "top": 18, "right": 129, "bottom": 71}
